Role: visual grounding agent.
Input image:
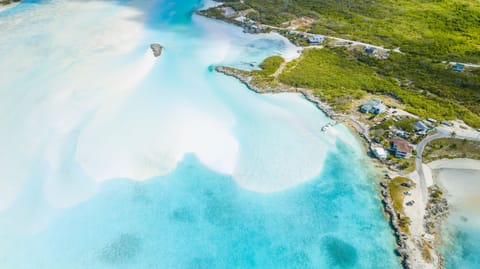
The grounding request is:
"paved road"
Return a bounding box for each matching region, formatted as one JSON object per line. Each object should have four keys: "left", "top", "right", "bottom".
{"left": 415, "top": 128, "right": 480, "bottom": 202}
{"left": 262, "top": 25, "right": 391, "bottom": 52}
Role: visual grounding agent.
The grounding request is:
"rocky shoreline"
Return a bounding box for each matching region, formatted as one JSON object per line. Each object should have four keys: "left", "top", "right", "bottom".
{"left": 215, "top": 66, "right": 371, "bottom": 142}
{"left": 379, "top": 181, "right": 411, "bottom": 268}
{"left": 215, "top": 64, "right": 449, "bottom": 269}
{"left": 379, "top": 181, "right": 449, "bottom": 269}
{"left": 424, "top": 185, "right": 449, "bottom": 267}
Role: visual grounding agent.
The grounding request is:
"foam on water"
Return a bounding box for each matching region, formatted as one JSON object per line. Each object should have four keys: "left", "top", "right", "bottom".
{"left": 0, "top": 0, "right": 400, "bottom": 267}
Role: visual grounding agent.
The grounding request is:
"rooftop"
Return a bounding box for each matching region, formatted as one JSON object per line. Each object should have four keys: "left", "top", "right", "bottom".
{"left": 391, "top": 138, "right": 413, "bottom": 154}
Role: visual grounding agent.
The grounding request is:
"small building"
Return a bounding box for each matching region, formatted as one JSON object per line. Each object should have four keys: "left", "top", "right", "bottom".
{"left": 396, "top": 130, "right": 410, "bottom": 139}
{"left": 244, "top": 24, "right": 263, "bottom": 34}
{"left": 452, "top": 63, "right": 464, "bottom": 72}
{"left": 415, "top": 121, "right": 428, "bottom": 135}
{"left": 234, "top": 16, "right": 248, "bottom": 23}
{"left": 307, "top": 35, "right": 325, "bottom": 44}
{"left": 390, "top": 138, "right": 413, "bottom": 158}
{"left": 360, "top": 99, "right": 387, "bottom": 115}
{"left": 372, "top": 147, "right": 388, "bottom": 160}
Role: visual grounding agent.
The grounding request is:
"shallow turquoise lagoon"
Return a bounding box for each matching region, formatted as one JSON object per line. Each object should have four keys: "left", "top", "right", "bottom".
{"left": 442, "top": 222, "right": 480, "bottom": 268}
{"left": 441, "top": 204, "right": 480, "bottom": 268}
{"left": 0, "top": 0, "right": 399, "bottom": 268}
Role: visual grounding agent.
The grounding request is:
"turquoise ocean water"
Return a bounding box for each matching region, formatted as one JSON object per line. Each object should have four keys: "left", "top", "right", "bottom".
{"left": 442, "top": 217, "right": 480, "bottom": 268}
{"left": 0, "top": 0, "right": 400, "bottom": 268}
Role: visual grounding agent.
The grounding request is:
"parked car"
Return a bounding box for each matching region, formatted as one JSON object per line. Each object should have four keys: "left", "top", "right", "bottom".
{"left": 406, "top": 200, "right": 415, "bottom": 206}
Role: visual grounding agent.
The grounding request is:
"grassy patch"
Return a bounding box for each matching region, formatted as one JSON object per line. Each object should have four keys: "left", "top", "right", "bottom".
{"left": 423, "top": 138, "right": 480, "bottom": 162}
{"left": 248, "top": 56, "right": 285, "bottom": 88}
{"left": 256, "top": 55, "right": 284, "bottom": 75}
{"left": 225, "top": 0, "right": 480, "bottom": 62}
{"left": 388, "top": 176, "right": 416, "bottom": 233}
{"left": 419, "top": 238, "right": 434, "bottom": 262}
{"left": 277, "top": 47, "right": 480, "bottom": 127}
{"left": 358, "top": 53, "right": 480, "bottom": 125}
{"left": 279, "top": 48, "right": 386, "bottom": 110}
{"left": 210, "top": 0, "right": 480, "bottom": 128}
{"left": 230, "top": 47, "right": 480, "bottom": 127}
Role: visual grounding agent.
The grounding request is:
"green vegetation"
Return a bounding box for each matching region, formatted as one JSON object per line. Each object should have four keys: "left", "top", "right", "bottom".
{"left": 398, "top": 217, "right": 412, "bottom": 234}
{"left": 430, "top": 187, "right": 444, "bottom": 204}
{"left": 387, "top": 156, "right": 416, "bottom": 172}
{"left": 200, "top": 7, "right": 227, "bottom": 20}
{"left": 279, "top": 48, "right": 384, "bottom": 110}
{"left": 357, "top": 53, "right": 480, "bottom": 123}
{"left": 422, "top": 138, "right": 480, "bottom": 162}
{"left": 395, "top": 118, "right": 416, "bottom": 133}
{"left": 420, "top": 239, "right": 434, "bottom": 262}
{"left": 222, "top": 0, "right": 480, "bottom": 62}
{"left": 388, "top": 176, "right": 416, "bottom": 234}
{"left": 256, "top": 55, "right": 284, "bottom": 76}
{"left": 209, "top": 1, "right": 480, "bottom": 127}
{"left": 222, "top": 1, "right": 250, "bottom": 11}
{"left": 373, "top": 119, "right": 394, "bottom": 130}
{"left": 278, "top": 47, "right": 480, "bottom": 127}
{"left": 247, "top": 56, "right": 283, "bottom": 88}
{"left": 388, "top": 177, "right": 415, "bottom": 215}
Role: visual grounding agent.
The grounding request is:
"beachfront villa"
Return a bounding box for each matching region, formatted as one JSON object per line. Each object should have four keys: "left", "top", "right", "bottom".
{"left": 360, "top": 99, "right": 387, "bottom": 114}
{"left": 390, "top": 138, "right": 413, "bottom": 158}
{"left": 307, "top": 34, "right": 324, "bottom": 44}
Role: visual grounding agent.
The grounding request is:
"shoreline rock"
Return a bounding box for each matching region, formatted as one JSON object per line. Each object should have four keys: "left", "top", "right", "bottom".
{"left": 379, "top": 180, "right": 449, "bottom": 269}
{"left": 150, "top": 43, "right": 163, "bottom": 57}
{"left": 379, "top": 180, "right": 412, "bottom": 268}
{"left": 215, "top": 66, "right": 372, "bottom": 143}
{"left": 424, "top": 185, "right": 449, "bottom": 268}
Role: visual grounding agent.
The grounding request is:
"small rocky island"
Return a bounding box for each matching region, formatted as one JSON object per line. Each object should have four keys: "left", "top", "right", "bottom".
{"left": 150, "top": 43, "right": 163, "bottom": 58}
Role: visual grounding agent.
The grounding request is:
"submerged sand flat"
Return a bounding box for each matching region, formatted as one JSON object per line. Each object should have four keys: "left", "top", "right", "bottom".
{"left": 428, "top": 158, "right": 480, "bottom": 268}
{"left": 429, "top": 158, "right": 480, "bottom": 220}
{"left": 0, "top": 1, "right": 400, "bottom": 268}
